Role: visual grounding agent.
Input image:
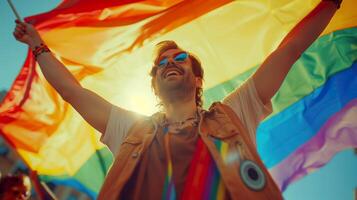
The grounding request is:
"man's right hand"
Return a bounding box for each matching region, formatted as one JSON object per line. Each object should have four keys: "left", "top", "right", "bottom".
{"left": 13, "top": 20, "right": 43, "bottom": 48}
{"left": 12, "top": 19, "right": 113, "bottom": 134}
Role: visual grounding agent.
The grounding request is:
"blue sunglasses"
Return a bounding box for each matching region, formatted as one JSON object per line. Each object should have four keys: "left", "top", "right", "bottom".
{"left": 157, "top": 52, "right": 189, "bottom": 68}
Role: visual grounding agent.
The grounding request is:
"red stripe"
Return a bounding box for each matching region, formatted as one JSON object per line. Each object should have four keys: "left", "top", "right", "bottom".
{"left": 25, "top": 0, "right": 166, "bottom": 30}
{"left": 181, "top": 138, "right": 212, "bottom": 200}
{"left": 0, "top": 49, "right": 38, "bottom": 151}
{"left": 25, "top": 0, "right": 232, "bottom": 33}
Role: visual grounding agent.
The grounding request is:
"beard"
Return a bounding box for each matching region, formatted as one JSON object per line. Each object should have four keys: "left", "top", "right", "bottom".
{"left": 155, "top": 65, "right": 196, "bottom": 104}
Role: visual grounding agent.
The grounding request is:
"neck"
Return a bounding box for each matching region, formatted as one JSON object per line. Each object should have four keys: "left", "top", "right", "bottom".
{"left": 163, "top": 99, "right": 198, "bottom": 123}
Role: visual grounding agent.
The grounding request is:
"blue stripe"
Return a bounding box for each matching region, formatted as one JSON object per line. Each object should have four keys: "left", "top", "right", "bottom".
{"left": 257, "top": 62, "right": 357, "bottom": 168}
{"left": 47, "top": 178, "right": 97, "bottom": 199}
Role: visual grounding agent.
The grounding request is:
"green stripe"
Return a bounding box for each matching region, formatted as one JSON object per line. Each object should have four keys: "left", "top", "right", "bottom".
{"left": 203, "top": 27, "right": 357, "bottom": 119}
{"left": 72, "top": 147, "right": 113, "bottom": 192}
{"left": 210, "top": 140, "right": 221, "bottom": 200}
{"left": 162, "top": 175, "right": 170, "bottom": 200}
{"left": 40, "top": 147, "right": 113, "bottom": 195}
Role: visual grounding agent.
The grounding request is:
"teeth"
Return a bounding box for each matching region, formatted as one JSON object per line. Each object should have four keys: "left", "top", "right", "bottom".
{"left": 165, "top": 70, "right": 180, "bottom": 77}
{"left": 168, "top": 71, "right": 178, "bottom": 76}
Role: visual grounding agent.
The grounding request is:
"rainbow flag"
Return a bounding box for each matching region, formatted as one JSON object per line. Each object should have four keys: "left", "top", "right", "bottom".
{"left": 0, "top": 0, "right": 356, "bottom": 198}
{"left": 179, "top": 138, "right": 229, "bottom": 200}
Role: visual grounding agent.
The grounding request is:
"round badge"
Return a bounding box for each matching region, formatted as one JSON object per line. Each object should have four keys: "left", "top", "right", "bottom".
{"left": 239, "top": 160, "right": 266, "bottom": 191}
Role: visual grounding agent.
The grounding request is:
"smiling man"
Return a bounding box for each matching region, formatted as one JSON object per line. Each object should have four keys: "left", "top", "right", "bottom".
{"left": 12, "top": 0, "right": 342, "bottom": 199}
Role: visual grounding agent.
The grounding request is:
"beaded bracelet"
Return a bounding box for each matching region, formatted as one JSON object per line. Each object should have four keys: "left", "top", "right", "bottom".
{"left": 32, "top": 43, "right": 51, "bottom": 59}
{"left": 323, "top": 0, "right": 342, "bottom": 9}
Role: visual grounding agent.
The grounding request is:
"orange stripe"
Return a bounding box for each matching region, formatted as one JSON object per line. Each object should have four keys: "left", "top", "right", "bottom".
{"left": 27, "top": 0, "right": 233, "bottom": 53}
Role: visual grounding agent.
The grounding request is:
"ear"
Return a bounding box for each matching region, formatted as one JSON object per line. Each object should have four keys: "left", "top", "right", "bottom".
{"left": 151, "top": 78, "right": 158, "bottom": 95}
{"left": 195, "top": 77, "right": 203, "bottom": 88}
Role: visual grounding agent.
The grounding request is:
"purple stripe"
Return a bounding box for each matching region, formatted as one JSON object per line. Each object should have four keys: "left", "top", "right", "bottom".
{"left": 202, "top": 159, "right": 216, "bottom": 199}
{"left": 270, "top": 99, "right": 357, "bottom": 191}
{"left": 166, "top": 181, "right": 175, "bottom": 200}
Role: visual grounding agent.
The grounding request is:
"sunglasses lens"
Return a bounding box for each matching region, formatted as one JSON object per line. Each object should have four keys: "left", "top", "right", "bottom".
{"left": 158, "top": 58, "right": 168, "bottom": 67}
{"left": 157, "top": 52, "right": 187, "bottom": 68}
{"left": 174, "top": 52, "right": 188, "bottom": 62}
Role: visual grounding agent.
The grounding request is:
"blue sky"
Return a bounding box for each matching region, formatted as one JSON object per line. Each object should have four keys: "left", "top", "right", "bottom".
{"left": 0, "top": 0, "right": 62, "bottom": 91}
{"left": 0, "top": 1, "right": 356, "bottom": 199}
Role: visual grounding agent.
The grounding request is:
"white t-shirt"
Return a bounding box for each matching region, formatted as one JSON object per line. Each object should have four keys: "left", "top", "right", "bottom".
{"left": 101, "top": 78, "right": 272, "bottom": 156}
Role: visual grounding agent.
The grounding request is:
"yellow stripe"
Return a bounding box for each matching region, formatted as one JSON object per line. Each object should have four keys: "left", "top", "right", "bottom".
{"left": 216, "top": 141, "right": 229, "bottom": 199}
{"left": 221, "top": 141, "right": 229, "bottom": 163}
{"left": 40, "top": 0, "right": 357, "bottom": 116}
{"left": 217, "top": 179, "right": 226, "bottom": 200}
{"left": 168, "top": 161, "right": 173, "bottom": 177}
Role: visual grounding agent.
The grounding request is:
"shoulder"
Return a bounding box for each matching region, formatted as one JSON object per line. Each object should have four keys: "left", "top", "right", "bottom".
{"left": 205, "top": 102, "right": 244, "bottom": 127}
{"left": 125, "top": 112, "right": 162, "bottom": 138}
{"left": 203, "top": 102, "right": 249, "bottom": 140}
{"left": 208, "top": 102, "right": 235, "bottom": 115}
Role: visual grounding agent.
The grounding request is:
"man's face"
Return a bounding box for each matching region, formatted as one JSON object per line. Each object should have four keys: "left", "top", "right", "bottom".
{"left": 2, "top": 183, "right": 29, "bottom": 200}
{"left": 153, "top": 48, "right": 200, "bottom": 103}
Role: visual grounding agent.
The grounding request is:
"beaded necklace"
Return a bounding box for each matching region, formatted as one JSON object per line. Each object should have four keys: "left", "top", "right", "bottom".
{"left": 162, "top": 111, "right": 199, "bottom": 133}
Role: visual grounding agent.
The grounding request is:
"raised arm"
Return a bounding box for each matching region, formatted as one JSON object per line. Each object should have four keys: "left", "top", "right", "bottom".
{"left": 252, "top": 0, "right": 340, "bottom": 105}
{"left": 13, "top": 21, "right": 111, "bottom": 134}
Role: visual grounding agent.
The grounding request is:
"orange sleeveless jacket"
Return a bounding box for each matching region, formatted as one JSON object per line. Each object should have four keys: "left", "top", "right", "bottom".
{"left": 98, "top": 102, "right": 283, "bottom": 200}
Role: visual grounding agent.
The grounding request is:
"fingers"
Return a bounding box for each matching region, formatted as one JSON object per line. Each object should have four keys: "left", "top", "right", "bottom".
{"left": 15, "top": 19, "right": 25, "bottom": 27}
{"left": 15, "top": 26, "right": 25, "bottom": 33}
{"left": 13, "top": 20, "right": 41, "bottom": 45}
{"left": 13, "top": 30, "right": 22, "bottom": 40}
{"left": 15, "top": 20, "right": 28, "bottom": 32}
{"left": 13, "top": 27, "right": 25, "bottom": 36}
{"left": 13, "top": 20, "right": 27, "bottom": 40}
{"left": 15, "top": 20, "right": 26, "bottom": 30}
{"left": 13, "top": 27, "right": 25, "bottom": 40}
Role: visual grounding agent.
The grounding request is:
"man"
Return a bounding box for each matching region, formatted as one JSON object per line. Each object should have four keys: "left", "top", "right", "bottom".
{"left": 0, "top": 171, "right": 56, "bottom": 200}
{"left": 0, "top": 174, "right": 31, "bottom": 200}
{"left": 13, "top": 0, "right": 341, "bottom": 199}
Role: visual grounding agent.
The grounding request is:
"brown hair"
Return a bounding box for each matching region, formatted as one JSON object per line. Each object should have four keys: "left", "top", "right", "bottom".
{"left": 150, "top": 40, "right": 204, "bottom": 107}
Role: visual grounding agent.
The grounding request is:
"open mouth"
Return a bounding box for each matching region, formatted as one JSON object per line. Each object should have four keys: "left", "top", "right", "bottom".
{"left": 163, "top": 66, "right": 184, "bottom": 78}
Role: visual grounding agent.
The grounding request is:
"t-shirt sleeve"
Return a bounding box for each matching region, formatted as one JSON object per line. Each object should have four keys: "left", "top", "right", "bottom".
{"left": 100, "top": 105, "right": 143, "bottom": 156}
{"left": 222, "top": 78, "right": 272, "bottom": 146}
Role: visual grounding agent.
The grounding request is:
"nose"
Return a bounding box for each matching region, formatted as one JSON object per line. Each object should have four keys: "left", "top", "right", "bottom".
{"left": 163, "top": 55, "right": 173, "bottom": 64}
{"left": 167, "top": 60, "right": 175, "bottom": 65}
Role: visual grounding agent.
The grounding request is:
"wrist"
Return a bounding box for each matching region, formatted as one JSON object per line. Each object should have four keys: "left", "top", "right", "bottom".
{"left": 29, "top": 38, "right": 44, "bottom": 50}
{"left": 32, "top": 43, "right": 51, "bottom": 60}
